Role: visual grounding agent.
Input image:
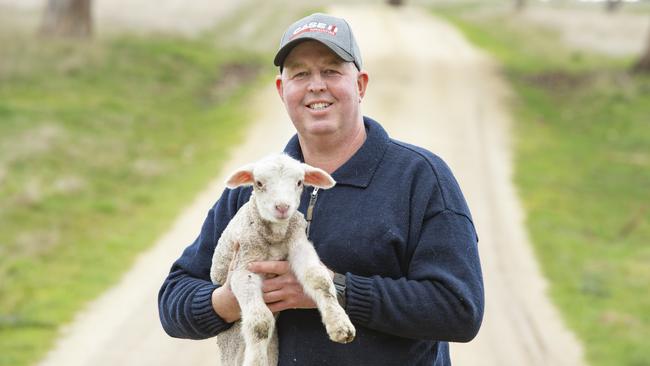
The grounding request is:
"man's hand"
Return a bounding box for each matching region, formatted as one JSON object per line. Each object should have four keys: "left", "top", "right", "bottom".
{"left": 248, "top": 261, "right": 332, "bottom": 313}
{"left": 211, "top": 243, "right": 242, "bottom": 323}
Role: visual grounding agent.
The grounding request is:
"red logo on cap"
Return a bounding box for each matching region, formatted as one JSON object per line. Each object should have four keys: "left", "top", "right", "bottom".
{"left": 290, "top": 22, "right": 338, "bottom": 40}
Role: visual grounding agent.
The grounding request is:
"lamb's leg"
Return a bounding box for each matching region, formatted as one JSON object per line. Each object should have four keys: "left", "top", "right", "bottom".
{"left": 210, "top": 237, "right": 237, "bottom": 285}
{"left": 230, "top": 269, "right": 275, "bottom": 366}
{"left": 289, "top": 238, "right": 356, "bottom": 344}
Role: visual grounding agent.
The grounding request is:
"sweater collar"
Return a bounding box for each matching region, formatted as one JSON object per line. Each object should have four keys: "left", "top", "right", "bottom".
{"left": 283, "top": 116, "right": 389, "bottom": 188}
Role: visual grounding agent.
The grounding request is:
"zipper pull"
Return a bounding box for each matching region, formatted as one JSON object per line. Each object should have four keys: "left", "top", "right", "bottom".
{"left": 305, "top": 187, "right": 319, "bottom": 237}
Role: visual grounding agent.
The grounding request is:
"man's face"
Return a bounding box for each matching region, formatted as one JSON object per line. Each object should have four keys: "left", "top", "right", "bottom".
{"left": 276, "top": 41, "right": 368, "bottom": 139}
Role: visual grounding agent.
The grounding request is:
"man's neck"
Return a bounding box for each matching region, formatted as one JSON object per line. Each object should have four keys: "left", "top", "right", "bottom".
{"left": 299, "top": 120, "right": 367, "bottom": 174}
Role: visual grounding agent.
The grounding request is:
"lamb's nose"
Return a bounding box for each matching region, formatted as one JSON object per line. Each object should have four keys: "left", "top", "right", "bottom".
{"left": 275, "top": 204, "right": 289, "bottom": 215}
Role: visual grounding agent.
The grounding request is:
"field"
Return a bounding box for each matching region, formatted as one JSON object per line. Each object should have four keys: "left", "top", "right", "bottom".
{"left": 435, "top": 5, "right": 650, "bottom": 366}
{"left": 0, "top": 27, "right": 266, "bottom": 366}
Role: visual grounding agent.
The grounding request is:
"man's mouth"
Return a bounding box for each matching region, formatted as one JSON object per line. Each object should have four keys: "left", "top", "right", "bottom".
{"left": 307, "top": 102, "right": 332, "bottom": 110}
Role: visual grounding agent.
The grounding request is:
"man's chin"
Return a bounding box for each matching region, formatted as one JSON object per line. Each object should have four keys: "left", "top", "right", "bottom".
{"left": 304, "top": 120, "right": 339, "bottom": 136}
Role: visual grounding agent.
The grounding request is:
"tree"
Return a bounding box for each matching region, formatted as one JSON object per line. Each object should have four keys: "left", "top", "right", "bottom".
{"left": 605, "top": 0, "right": 623, "bottom": 13}
{"left": 632, "top": 22, "right": 650, "bottom": 73}
{"left": 514, "top": 0, "right": 527, "bottom": 12}
{"left": 40, "top": 0, "right": 92, "bottom": 38}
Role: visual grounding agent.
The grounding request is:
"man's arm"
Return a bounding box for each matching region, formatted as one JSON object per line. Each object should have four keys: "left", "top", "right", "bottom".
{"left": 344, "top": 210, "right": 484, "bottom": 342}
{"left": 157, "top": 188, "right": 249, "bottom": 339}
{"left": 249, "top": 211, "right": 483, "bottom": 342}
{"left": 158, "top": 270, "right": 227, "bottom": 339}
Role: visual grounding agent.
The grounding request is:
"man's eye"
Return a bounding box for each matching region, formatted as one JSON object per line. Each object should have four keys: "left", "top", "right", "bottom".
{"left": 324, "top": 69, "right": 339, "bottom": 76}
{"left": 293, "top": 71, "right": 308, "bottom": 78}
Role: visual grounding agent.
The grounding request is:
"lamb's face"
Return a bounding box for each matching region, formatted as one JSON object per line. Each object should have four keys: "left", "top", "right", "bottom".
{"left": 252, "top": 157, "right": 305, "bottom": 222}
{"left": 225, "top": 154, "right": 336, "bottom": 224}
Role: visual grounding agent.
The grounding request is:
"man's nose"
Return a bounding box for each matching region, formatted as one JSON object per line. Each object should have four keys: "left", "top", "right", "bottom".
{"left": 307, "top": 75, "right": 326, "bottom": 92}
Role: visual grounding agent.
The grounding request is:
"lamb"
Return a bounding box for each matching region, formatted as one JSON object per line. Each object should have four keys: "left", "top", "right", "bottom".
{"left": 210, "top": 153, "right": 356, "bottom": 366}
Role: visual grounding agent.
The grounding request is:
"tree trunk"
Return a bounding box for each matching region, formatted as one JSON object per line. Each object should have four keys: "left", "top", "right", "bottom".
{"left": 605, "top": 0, "right": 623, "bottom": 13}
{"left": 514, "top": 0, "right": 526, "bottom": 12}
{"left": 40, "top": 0, "right": 92, "bottom": 38}
{"left": 632, "top": 24, "right": 650, "bottom": 73}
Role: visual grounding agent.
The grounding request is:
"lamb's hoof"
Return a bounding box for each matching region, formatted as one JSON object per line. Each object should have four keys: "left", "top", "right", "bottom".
{"left": 327, "top": 318, "right": 356, "bottom": 344}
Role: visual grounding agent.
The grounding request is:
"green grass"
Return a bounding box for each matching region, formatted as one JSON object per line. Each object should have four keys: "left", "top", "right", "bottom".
{"left": 434, "top": 7, "right": 650, "bottom": 366}
{"left": 0, "top": 29, "right": 268, "bottom": 366}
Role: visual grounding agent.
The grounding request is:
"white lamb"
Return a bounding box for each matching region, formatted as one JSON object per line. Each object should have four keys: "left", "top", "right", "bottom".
{"left": 210, "top": 154, "right": 356, "bottom": 366}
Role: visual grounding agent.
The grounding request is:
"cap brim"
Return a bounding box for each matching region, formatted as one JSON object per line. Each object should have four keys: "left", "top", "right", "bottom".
{"left": 274, "top": 37, "right": 354, "bottom": 68}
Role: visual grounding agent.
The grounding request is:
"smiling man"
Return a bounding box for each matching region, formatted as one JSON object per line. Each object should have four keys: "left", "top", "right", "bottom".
{"left": 276, "top": 40, "right": 368, "bottom": 174}
{"left": 159, "top": 13, "right": 484, "bottom": 366}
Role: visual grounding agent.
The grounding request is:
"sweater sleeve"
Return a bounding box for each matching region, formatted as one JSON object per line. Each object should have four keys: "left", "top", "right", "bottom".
{"left": 345, "top": 209, "right": 484, "bottom": 342}
{"left": 157, "top": 188, "right": 248, "bottom": 339}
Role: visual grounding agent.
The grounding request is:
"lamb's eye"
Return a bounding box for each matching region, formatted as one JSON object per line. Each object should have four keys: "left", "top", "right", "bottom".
{"left": 255, "top": 181, "right": 263, "bottom": 188}
{"left": 297, "top": 180, "right": 303, "bottom": 187}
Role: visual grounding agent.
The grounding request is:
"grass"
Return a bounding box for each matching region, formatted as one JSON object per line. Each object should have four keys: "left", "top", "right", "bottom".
{"left": 433, "top": 6, "right": 650, "bottom": 366}
{"left": 0, "top": 28, "right": 268, "bottom": 366}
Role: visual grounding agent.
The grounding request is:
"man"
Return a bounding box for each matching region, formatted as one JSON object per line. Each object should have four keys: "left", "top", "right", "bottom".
{"left": 159, "top": 13, "right": 484, "bottom": 365}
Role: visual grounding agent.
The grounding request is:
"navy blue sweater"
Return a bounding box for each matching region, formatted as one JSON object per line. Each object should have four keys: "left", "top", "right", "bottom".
{"left": 158, "top": 117, "right": 484, "bottom": 365}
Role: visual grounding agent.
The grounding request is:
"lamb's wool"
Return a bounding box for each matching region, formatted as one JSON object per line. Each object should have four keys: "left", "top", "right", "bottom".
{"left": 209, "top": 154, "right": 354, "bottom": 366}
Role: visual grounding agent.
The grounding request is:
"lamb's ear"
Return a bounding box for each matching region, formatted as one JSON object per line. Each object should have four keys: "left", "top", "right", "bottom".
{"left": 225, "top": 163, "right": 255, "bottom": 189}
{"left": 303, "top": 164, "right": 336, "bottom": 189}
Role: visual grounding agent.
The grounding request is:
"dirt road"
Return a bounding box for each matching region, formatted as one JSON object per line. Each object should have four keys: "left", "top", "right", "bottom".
{"left": 34, "top": 3, "right": 586, "bottom": 366}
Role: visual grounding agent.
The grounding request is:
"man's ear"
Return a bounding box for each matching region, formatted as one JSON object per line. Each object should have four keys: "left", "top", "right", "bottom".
{"left": 225, "top": 163, "right": 255, "bottom": 189}
{"left": 357, "top": 70, "right": 369, "bottom": 100}
{"left": 303, "top": 164, "right": 336, "bottom": 189}
{"left": 276, "top": 75, "right": 284, "bottom": 100}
